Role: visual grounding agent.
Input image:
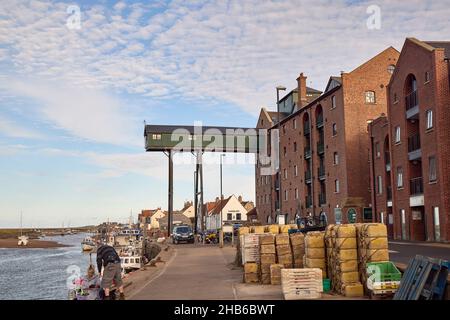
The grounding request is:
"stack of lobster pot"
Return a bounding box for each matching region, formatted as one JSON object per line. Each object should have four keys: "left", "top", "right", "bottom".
{"left": 304, "top": 231, "right": 327, "bottom": 278}
{"left": 290, "top": 232, "right": 305, "bottom": 268}
{"left": 244, "top": 262, "right": 260, "bottom": 284}
{"left": 259, "top": 233, "right": 277, "bottom": 284}
{"left": 266, "top": 225, "right": 280, "bottom": 234}
{"left": 275, "top": 234, "right": 293, "bottom": 268}
{"left": 356, "top": 223, "right": 389, "bottom": 289}
{"left": 325, "top": 224, "right": 364, "bottom": 297}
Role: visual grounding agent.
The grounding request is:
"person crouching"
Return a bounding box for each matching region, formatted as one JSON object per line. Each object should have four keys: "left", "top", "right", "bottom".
{"left": 96, "top": 243, "right": 125, "bottom": 300}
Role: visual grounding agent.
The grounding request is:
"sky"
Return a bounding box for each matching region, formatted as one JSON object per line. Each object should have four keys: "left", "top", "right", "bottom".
{"left": 0, "top": 0, "right": 449, "bottom": 227}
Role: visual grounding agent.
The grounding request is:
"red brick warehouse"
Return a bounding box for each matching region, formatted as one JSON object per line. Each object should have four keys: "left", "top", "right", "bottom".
{"left": 369, "top": 38, "right": 450, "bottom": 243}
{"left": 256, "top": 47, "right": 400, "bottom": 226}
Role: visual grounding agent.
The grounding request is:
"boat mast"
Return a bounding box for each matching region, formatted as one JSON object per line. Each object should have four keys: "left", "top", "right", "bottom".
{"left": 20, "top": 211, "right": 23, "bottom": 237}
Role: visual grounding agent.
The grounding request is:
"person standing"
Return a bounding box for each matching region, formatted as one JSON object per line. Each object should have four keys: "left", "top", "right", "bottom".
{"left": 96, "top": 243, "right": 125, "bottom": 300}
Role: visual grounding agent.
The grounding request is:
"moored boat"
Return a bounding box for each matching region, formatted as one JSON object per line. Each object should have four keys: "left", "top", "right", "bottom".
{"left": 81, "top": 236, "right": 95, "bottom": 251}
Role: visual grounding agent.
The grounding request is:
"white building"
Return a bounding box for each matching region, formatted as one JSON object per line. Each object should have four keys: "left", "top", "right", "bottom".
{"left": 205, "top": 195, "right": 248, "bottom": 231}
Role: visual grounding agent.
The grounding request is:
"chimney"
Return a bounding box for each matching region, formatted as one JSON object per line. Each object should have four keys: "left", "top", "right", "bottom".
{"left": 215, "top": 197, "right": 220, "bottom": 203}
{"left": 238, "top": 195, "right": 243, "bottom": 202}
{"left": 297, "top": 73, "right": 308, "bottom": 108}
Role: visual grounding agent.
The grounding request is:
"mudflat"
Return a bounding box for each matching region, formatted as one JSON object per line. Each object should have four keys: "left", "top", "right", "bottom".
{"left": 0, "top": 238, "right": 70, "bottom": 249}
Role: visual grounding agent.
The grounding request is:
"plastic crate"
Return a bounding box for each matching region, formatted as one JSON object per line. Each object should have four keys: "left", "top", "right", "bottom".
{"left": 366, "top": 261, "right": 402, "bottom": 282}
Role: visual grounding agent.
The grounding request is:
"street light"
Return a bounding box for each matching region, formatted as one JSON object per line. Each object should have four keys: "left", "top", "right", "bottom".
{"left": 276, "top": 86, "right": 286, "bottom": 224}
{"left": 220, "top": 154, "right": 226, "bottom": 248}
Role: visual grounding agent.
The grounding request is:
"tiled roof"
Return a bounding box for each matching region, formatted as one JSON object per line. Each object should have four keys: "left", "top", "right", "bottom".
{"left": 425, "top": 41, "right": 450, "bottom": 58}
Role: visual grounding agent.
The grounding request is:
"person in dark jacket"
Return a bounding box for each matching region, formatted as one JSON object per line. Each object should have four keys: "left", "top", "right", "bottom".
{"left": 96, "top": 244, "right": 125, "bottom": 300}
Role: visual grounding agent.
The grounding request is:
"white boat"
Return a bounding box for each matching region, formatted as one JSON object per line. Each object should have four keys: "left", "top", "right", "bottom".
{"left": 120, "top": 255, "right": 142, "bottom": 272}
{"left": 18, "top": 235, "right": 29, "bottom": 246}
{"left": 81, "top": 236, "right": 95, "bottom": 251}
{"left": 17, "top": 212, "right": 29, "bottom": 246}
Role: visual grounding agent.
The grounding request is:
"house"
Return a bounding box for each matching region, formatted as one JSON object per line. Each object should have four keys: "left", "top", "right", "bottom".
{"left": 138, "top": 208, "right": 165, "bottom": 230}
{"left": 157, "top": 212, "right": 193, "bottom": 232}
{"left": 238, "top": 195, "right": 255, "bottom": 212}
{"left": 180, "top": 201, "right": 195, "bottom": 220}
{"left": 205, "top": 195, "right": 249, "bottom": 230}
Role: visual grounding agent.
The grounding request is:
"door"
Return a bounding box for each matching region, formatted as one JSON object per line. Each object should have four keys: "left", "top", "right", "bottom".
{"left": 411, "top": 208, "right": 426, "bottom": 241}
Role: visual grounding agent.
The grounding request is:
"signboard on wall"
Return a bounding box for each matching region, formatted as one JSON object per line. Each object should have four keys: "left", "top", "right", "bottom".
{"left": 334, "top": 208, "right": 342, "bottom": 225}
{"left": 347, "top": 208, "right": 357, "bottom": 224}
{"left": 412, "top": 210, "right": 422, "bottom": 221}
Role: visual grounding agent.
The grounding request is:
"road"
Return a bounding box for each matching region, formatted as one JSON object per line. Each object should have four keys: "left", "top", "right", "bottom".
{"left": 130, "top": 244, "right": 243, "bottom": 300}
{"left": 389, "top": 241, "right": 450, "bottom": 265}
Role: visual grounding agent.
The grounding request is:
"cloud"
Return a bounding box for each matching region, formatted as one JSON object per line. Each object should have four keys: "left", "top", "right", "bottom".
{"left": 0, "top": 115, "right": 45, "bottom": 139}
{"left": 3, "top": 79, "right": 139, "bottom": 146}
{"left": 0, "top": 0, "right": 449, "bottom": 118}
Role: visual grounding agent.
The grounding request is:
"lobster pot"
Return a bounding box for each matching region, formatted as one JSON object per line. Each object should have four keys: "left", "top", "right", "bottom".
{"left": 241, "top": 234, "right": 261, "bottom": 265}
{"left": 244, "top": 262, "right": 260, "bottom": 284}
{"left": 259, "top": 233, "right": 277, "bottom": 284}
{"left": 266, "top": 225, "right": 280, "bottom": 234}
{"left": 250, "top": 226, "right": 266, "bottom": 234}
{"left": 242, "top": 247, "right": 260, "bottom": 265}
{"left": 279, "top": 225, "right": 292, "bottom": 234}
{"left": 356, "top": 223, "right": 390, "bottom": 288}
{"left": 281, "top": 268, "right": 323, "bottom": 300}
{"left": 260, "top": 234, "right": 275, "bottom": 245}
{"left": 270, "top": 264, "right": 284, "bottom": 285}
{"left": 275, "top": 234, "right": 290, "bottom": 246}
{"left": 238, "top": 227, "right": 250, "bottom": 237}
{"left": 305, "top": 232, "right": 326, "bottom": 278}
{"left": 291, "top": 233, "right": 305, "bottom": 268}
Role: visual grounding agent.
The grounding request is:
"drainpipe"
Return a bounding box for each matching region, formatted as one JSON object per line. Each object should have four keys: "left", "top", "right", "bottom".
{"left": 370, "top": 135, "right": 378, "bottom": 223}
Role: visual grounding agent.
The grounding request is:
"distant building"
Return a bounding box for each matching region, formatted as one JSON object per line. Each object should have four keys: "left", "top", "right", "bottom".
{"left": 205, "top": 195, "right": 249, "bottom": 230}
{"left": 138, "top": 208, "right": 165, "bottom": 230}
{"left": 157, "top": 212, "right": 192, "bottom": 232}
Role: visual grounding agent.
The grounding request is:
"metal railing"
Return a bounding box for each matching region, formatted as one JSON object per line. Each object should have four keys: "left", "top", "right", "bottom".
{"left": 387, "top": 186, "right": 392, "bottom": 201}
{"left": 317, "top": 141, "right": 325, "bottom": 155}
{"left": 410, "top": 177, "right": 424, "bottom": 196}
{"left": 408, "top": 134, "right": 421, "bottom": 153}
{"left": 305, "top": 196, "right": 312, "bottom": 208}
{"left": 319, "top": 193, "right": 326, "bottom": 205}
{"left": 305, "top": 170, "right": 312, "bottom": 182}
{"left": 316, "top": 115, "right": 324, "bottom": 128}
{"left": 304, "top": 122, "right": 311, "bottom": 135}
{"left": 405, "top": 90, "right": 418, "bottom": 110}
{"left": 318, "top": 166, "right": 325, "bottom": 179}
{"left": 304, "top": 146, "right": 312, "bottom": 159}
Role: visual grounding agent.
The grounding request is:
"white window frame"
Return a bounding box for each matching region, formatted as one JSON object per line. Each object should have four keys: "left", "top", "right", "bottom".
{"left": 429, "top": 156, "right": 437, "bottom": 182}
{"left": 377, "top": 176, "right": 383, "bottom": 195}
{"left": 294, "top": 165, "right": 298, "bottom": 177}
{"left": 365, "top": 91, "right": 376, "bottom": 104}
{"left": 397, "top": 167, "right": 403, "bottom": 189}
{"left": 331, "top": 95, "right": 336, "bottom": 109}
{"left": 152, "top": 134, "right": 162, "bottom": 140}
{"left": 332, "top": 123, "right": 337, "bottom": 136}
{"left": 295, "top": 188, "right": 299, "bottom": 200}
{"left": 395, "top": 126, "right": 401, "bottom": 144}
{"left": 426, "top": 110, "right": 433, "bottom": 129}
{"left": 335, "top": 180, "right": 340, "bottom": 193}
{"left": 334, "top": 152, "right": 339, "bottom": 165}
{"left": 284, "top": 190, "right": 288, "bottom": 201}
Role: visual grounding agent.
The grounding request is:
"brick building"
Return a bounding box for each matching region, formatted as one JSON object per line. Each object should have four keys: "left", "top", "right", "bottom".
{"left": 369, "top": 38, "right": 450, "bottom": 242}
{"left": 256, "top": 47, "right": 400, "bottom": 226}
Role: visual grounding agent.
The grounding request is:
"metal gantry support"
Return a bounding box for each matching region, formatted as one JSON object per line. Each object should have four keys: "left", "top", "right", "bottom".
{"left": 164, "top": 150, "right": 174, "bottom": 238}
{"left": 193, "top": 151, "right": 204, "bottom": 235}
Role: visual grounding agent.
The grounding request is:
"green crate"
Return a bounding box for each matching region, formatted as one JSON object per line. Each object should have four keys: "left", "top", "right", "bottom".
{"left": 323, "top": 279, "right": 331, "bottom": 293}
{"left": 366, "top": 262, "right": 402, "bottom": 282}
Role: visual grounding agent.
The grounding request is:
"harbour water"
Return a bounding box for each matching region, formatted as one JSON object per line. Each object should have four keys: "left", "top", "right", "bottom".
{"left": 0, "top": 233, "right": 94, "bottom": 300}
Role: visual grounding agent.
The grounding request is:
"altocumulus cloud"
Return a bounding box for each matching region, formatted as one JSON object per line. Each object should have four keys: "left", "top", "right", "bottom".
{"left": 1, "top": 0, "right": 449, "bottom": 120}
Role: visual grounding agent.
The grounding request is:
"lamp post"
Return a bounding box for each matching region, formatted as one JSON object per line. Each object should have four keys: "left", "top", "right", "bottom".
{"left": 220, "top": 154, "right": 226, "bottom": 248}
{"left": 276, "top": 86, "right": 286, "bottom": 224}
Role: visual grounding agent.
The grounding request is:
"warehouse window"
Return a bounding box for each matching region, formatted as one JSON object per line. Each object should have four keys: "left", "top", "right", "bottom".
{"left": 425, "top": 71, "right": 431, "bottom": 83}
{"left": 388, "top": 64, "right": 395, "bottom": 75}
{"left": 284, "top": 168, "right": 288, "bottom": 180}
{"left": 335, "top": 180, "right": 340, "bottom": 193}
{"left": 227, "top": 213, "right": 232, "bottom": 220}
{"left": 429, "top": 156, "right": 437, "bottom": 182}
{"left": 377, "top": 176, "right": 383, "bottom": 195}
{"left": 397, "top": 167, "right": 404, "bottom": 188}
{"left": 293, "top": 119, "right": 297, "bottom": 129}
{"left": 394, "top": 126, "right": 401, "bottom": 144}
{"left": 295, "top": 188, "right": 299, "bottom": 200}
{"left": 365, "top": 91, "right": 376, "bottom": 104}
{"left": 334, "top": 152, "right": 339, "bottom": 165}
{"left": 332, "top": 123, "right": 337, "bottom": 136}
{"left": 152, "top": 134, "right": 162, "bottom": 140}
{"left": 426, "top": 110, "right": 433, "bottom": 129}
{"left": 284, "top": 190, "right": 288, "bottom": 201}
{"left": 375, "top": 142, "right": 381, "bottom": 158}
{"left": 294, "top": 142, "right": 297, "bottom": 152}
{"left": 294, "top": 165, "right": 298, "bottom": 177}
{"left": 331, "top": 95, "right": 336, "bottom": 109}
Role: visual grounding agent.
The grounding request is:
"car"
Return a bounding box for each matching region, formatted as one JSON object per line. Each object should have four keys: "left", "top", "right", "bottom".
{"left": 172, "top": 225, "right": 195, "bottom": 244}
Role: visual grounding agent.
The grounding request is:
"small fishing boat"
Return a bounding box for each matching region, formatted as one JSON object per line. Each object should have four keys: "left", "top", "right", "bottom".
{"left": 81, "top": 236, "right": 95, "bottom": 252}
{"left": 17, "top": 212, "right": 29, "bottom": 246}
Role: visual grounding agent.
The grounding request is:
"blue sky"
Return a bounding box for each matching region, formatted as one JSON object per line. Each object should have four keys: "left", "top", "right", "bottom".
{"left": 0, "top": 0, "right": 449, "bottom": 227}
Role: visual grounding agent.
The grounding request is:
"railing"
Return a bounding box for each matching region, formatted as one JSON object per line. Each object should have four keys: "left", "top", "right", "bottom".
{"left": 319, "top": 193, "right": 326, "bottom": 205}
{"left": 304, "top": 146, "right": 312, "bottom": 159}
{"left": 408, "top": 134, "right": 421, "bottom": 153}
{"left": 316, "top": 115, "right": 324, "bottom": 128}
{"left": 405, "top": 91, "right": 418, "bottom": 110}
{"left": 387, "top": 186, "right": 392, "bottom": 201}
{"left": 305, "top": 196, "right": 312, "bottom": 208}
{"left": 304, "top": 122, "right": 311, "bottom": 135}
{"left": 410, "top": 177, "right": 424, "bottom": 196}
{"left": 317, "top": 141, "right": 325, "bottom": 155}
{"left": 318, "top": 166, "right": 325, "bottom": 179}
{"left": 305, "top": 170, "right": 312, "bottom": 182}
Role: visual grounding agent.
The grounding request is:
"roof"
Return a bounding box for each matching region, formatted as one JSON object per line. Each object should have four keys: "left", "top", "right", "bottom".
{"left": 210, "top": 196, "right": 233, "bottom": 215}
{"left": 158, "top": 213, "right": 192, "bottom": 227}
{"left": 246, "top": 207, "right": 258, "bottom": 217}
{"left": 139, "top": 209, "right": 160, "bottom": 218}
{"left": 145, "top": 125, "right": 258, "bottom": 136}
{"left": 306, "top": 86, "right": 323, "bottom": 94}
{"left": 425, "top": 41, "right": 450, "bottom": 58}
{"left": 325, "top": 76, "right": 342, "bottom": 92}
